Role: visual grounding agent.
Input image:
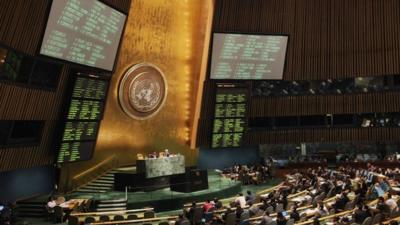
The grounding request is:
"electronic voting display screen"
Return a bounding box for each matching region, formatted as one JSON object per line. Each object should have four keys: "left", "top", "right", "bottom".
{"left": 211, "top": 86, "right": 247, "bottom": 148}
{"left": 210, "top": 33, "right": 288, "bottom": 80}
{"left": 57, "top": 75, "right": 108, "bottom": 163}
{"left": 40, "top": 0, "right": 127, "bottom": 71}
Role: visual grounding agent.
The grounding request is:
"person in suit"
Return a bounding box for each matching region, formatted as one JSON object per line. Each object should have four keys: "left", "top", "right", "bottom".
{"left": 332, "top": 192, "right": 349, "bottom": 212}
{"left": 290, "top": 205, "right": 300, "bottom": 222}
{"left": 276, "top": 212, "right": 287, "bottom": 225}
{"left": 213, "top": 198, "right": 223, "bottom": 210}
{"left": 175, "top": 214, "right": 189, "bottom": 225}
{"left": 259, "top": 211, "right": 273, "bottom": 225}
{"left": 210, "top": 215, "right": 224, "bottom": 225}
{"left": 185, "top": 202, "right": 196, "bottom": 224}
{"left": 353, "top": 204, "right": 369, "bottom": 224}
{"left": 246, "top": 191, "right": 255, "bottom": 205}
{"left": 377, "top": 197, "right": 390, "bottom": 214}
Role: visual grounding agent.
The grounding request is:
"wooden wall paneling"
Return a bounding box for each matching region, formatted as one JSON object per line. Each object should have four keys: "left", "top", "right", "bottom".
{"left": 0, "top": 0, "right": 131, "bottom": 171}
{"left": 247, "top": 128, "right": 400, "bottom": 145}
{"left": 212, "top": 0, "right": 400, "bottom": 79}
{"left": 248, "top": 92, "right": 400, "bottom": 118}
{"left": 197, "top": 0, "right": 400, "bottom": 146}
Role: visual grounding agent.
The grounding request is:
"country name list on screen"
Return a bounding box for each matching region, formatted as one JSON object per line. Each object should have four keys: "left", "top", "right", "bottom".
{"left": 210, "top": 33, "right": 288, "bottom": 80}
{"left": 40, "top": 0, "right": 126, "bottom": 71}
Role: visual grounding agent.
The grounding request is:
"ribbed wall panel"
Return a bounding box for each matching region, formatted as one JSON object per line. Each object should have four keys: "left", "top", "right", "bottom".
{"left": 197, "top": 0, "right": 400, "bottom": 146}
{"left": 0, "top": 0, "right": 131, "bottom": 172}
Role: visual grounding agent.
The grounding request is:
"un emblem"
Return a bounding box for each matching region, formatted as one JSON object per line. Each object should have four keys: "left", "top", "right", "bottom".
{"left": 118, "top": 63, "right": 167, "bottom": 120}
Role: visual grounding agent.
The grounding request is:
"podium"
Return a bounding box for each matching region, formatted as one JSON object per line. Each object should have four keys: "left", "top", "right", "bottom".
{"left": 136, "top": 155, "right": 185, "bottom": 178}
{"left": 170, "top": 168, "right": 208, "bottom": 193}
{"left": 114, "top": 173, "right": 170, "bottom": 192}
{"left": 115, "top": 155, "right": 186, "bottom": 192}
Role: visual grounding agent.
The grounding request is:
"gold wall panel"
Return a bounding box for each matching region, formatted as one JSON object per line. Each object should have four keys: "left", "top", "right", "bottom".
{"left": 59, "top": 0, "right": 213, "bottom": 190}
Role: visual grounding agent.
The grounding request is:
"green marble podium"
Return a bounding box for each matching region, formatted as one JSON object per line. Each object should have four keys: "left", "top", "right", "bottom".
{"left": 136, "top": 155, "right": 185, "bottom": 178}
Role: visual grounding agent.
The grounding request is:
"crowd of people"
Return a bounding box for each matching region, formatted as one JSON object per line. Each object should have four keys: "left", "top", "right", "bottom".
{"left": 221, "top": 164, "right": 273, "bottom": 185}
{"left": 0, "top": 202, "right": 17, "bottom": 225}
{"left": 181, "top": 164, "right": 400, "bottom": 225}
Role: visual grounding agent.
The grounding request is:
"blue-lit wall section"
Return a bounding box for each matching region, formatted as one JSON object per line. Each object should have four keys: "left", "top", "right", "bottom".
{"left": 0, "top": 166, "right": 55, "bottom": 202}
{"left": 197, "top": 146, "right": 260, "bottom": 169}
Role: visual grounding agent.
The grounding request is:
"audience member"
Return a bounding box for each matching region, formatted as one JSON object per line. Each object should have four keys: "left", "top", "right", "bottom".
{"left": 234, "top": 193, "right": 246, "bottom": 208}
{"left": 353, "top": 204, "right": 369, "bottom": 224}
{"left": 202, "top": 200, "right": 213, "bottom": 213}
{"left": 175, "top": 214, "right": 189, "bottom": 225}
{"left": 290, "top": 205, "right": 300, "bottom": 222}
{"left": 259, "top": 211, "right": 273, "bottom": 225}
{"left": 213, "top": 198, "right": 223, "bottom": 210}
{"left": 276, "top": 212, "right": 287, "bottom": 225}
{"left": 386, "top": 193, "right": 398, "bottom": 212}
{"left": 246, "top": 191, "right": 255, "bottom": 205}
{"left": 209, "top": 215, "right": 224, "bottom": 225}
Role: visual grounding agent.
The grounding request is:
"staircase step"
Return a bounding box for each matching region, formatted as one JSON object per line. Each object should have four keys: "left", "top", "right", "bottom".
{"left": 77, "top": 188, "right": 107, "bottom": 193}
{"left": 17, "top": 203, "right": 46, "bottom": 208}
{"left": 95, "top": 207, "right": 126, "bottom": 212}
{"left": 102, "top": 174, "right": 115, "bottom": 178}
{"left": 86, "top": 182, "right": 113, "bottom": 187}
{"left": 97, "top": 203, "right": 127, "bottom": 207}
{"left": 92, "top": 179, "right": 114, "bottom": 184}
{"left": 77, "top": 189, "right": 107, "bottom": 193}
{"left": 83, "top": 186, "right": 112, "bottom": 191}
{"left": 16, "top": 200, "right": 47, "bottom": 218}
{"left": 97, "top": 177, "right": 114, "bottom": 182}
{"left": 17, "top": 208, "right": 46, "bottom": 212}
{"left": 97, "top": 199, "right": 127, "bottom": 204}
{"left": 17, "top": 213, "right": 47, "bottom": 218}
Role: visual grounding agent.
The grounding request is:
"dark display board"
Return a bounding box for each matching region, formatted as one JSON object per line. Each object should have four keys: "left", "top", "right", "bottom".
{"left": 214, "top": 104, "right": 246, "bottom": 117}
{"left": 62, "top": 121, "right": 99, "bottom": 141}
{"left": 57, "top": 141, "right": 96, "bottom": 163}
{"left": 72, "top": 77, "right": 108, "bottom": 100}
{"left": 211, "top": 85, "right": 247, "bottom": 148}
{"left": 67, "top": 99, "right": 103, "bottom": 120}
{"left": 210, "top": 33, "right": 288, "bottom": 80}
{"left": 57, "top": 75, "right": 108, "bottom": 163}
{"left": 40, "top": 0, "right": 127, "bottom": 71}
